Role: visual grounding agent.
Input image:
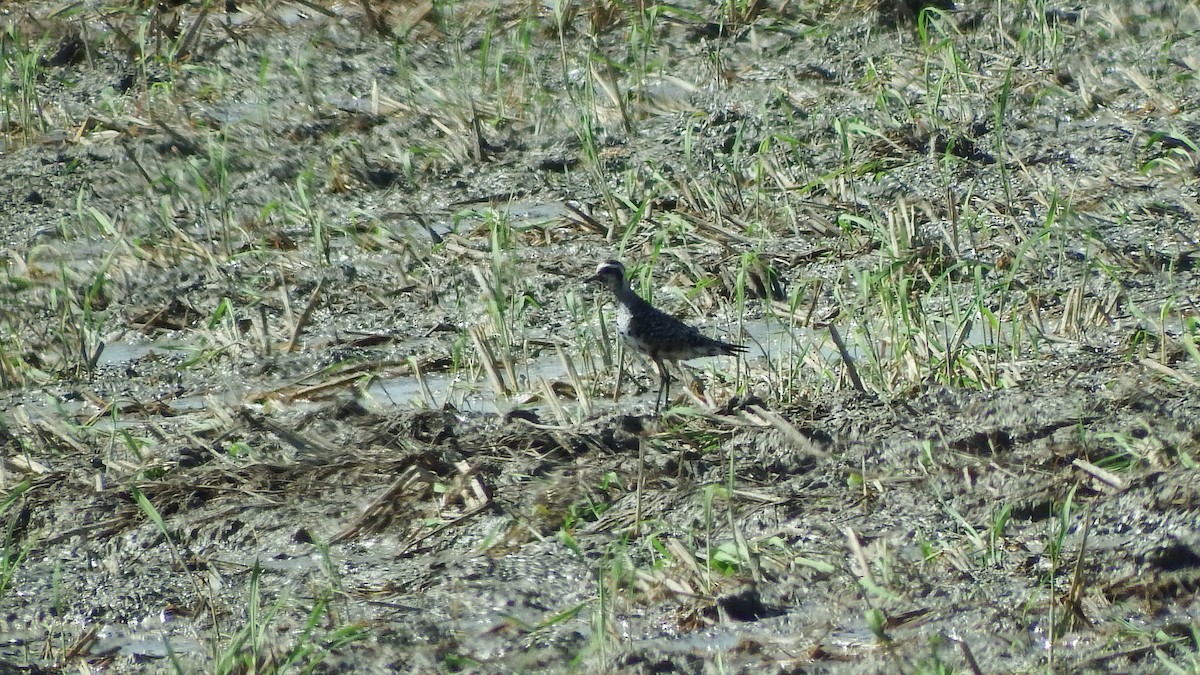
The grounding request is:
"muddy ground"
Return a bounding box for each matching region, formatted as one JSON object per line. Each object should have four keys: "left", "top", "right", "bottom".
{"left": 1, "top": 0, "right": 1199, "bottom": 672}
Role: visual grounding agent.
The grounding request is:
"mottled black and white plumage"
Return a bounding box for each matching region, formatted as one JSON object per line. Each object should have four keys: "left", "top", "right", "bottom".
{"left": 586, "top": 260, "right": 746, "bottom": 412}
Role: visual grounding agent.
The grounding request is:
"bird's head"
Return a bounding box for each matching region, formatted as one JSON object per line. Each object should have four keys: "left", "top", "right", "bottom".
{"left": 585, "top": 259, "right": 627, "bottom": 293}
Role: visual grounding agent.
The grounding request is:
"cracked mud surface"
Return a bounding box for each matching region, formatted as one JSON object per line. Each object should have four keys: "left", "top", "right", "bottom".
{"left": 1, "top": 1, "right": 1199, "bottom": 672}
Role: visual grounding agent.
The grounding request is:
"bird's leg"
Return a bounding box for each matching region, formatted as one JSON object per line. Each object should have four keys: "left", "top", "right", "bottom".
{"left": 613, "top": 341, "right": 624, "bottom": 402}
{"left": 654, "top": 357, "right": 671, "bottom": 414}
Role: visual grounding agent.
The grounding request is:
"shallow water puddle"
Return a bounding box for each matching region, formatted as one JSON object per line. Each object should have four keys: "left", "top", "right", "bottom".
{"left": 366, "top": 318, "right": 827, "bottom": 414}
{"left": 92, "top": 631, "right": 207, "bottom": 660}
{"left": 94, "top": 341, "right": 193, "bottom": 367}
{"left": 366, "top": 352, "right": 580, "bottom": 415}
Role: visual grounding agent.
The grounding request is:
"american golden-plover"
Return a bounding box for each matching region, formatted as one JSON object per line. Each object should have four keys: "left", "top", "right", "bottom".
{"left": 586, "top": 259, "right": 746, "bottom": 412}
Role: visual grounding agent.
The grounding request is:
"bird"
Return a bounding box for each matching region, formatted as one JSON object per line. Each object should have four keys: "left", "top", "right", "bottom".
{"left": 586, "top": 259, "right": 747, "bottom": 412}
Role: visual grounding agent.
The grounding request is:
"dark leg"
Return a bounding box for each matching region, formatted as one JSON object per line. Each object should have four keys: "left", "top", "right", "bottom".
{"left": 654, "top": 357, "right": 671, "bottom": 414}
{"left": 614, "top": 342, "right": 624, "bottom": 401}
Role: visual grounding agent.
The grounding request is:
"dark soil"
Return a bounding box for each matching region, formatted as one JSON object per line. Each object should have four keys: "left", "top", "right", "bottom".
{"left": 1, "top": 1, "right": 1199, "bottom": 672}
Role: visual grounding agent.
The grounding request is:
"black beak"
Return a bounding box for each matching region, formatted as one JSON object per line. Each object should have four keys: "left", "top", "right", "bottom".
{"left": 585, "top": 273, "right": 601, "bottom": 284}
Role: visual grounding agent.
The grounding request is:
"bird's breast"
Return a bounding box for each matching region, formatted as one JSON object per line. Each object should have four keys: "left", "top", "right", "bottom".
{"left": 615, "top": 304, "right": 634, "bottom": 340}
{"left": 615, "top": 304, "right": 653, "bottom": 352}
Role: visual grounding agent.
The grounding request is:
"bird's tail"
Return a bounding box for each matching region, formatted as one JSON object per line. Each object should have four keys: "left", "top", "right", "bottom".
{"left": 718, "top": 340, "right": 748, "bottom": 356}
